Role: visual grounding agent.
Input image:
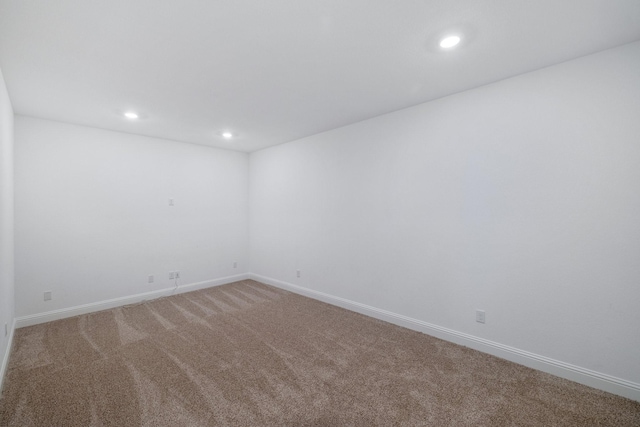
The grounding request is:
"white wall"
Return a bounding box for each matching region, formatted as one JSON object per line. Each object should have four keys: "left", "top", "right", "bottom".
{"left": 250, "top": 41, "right": 640, "bottom": 389}
{"left": 0, "top": 68, "right": 15, "bottom": 388}
{"left": 15, "top": 117, "right": 249, "bottom": 318}
{"left": 7, "top": 40, "right": 640, "bottom": 400}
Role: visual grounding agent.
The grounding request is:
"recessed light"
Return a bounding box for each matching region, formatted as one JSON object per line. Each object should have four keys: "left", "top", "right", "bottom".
{"left": 222, "top": 132, "right": 233, "bottom": 139}
{"left": 124, "top": 111, "right": 139, "bottom": 119}
{"left": 439, "top": 35, "right": 461, "bottom": 49}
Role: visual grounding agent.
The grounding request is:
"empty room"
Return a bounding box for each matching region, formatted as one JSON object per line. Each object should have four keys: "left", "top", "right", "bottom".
{"left": 1, "top": 1, "right": 639, "bottom": 425}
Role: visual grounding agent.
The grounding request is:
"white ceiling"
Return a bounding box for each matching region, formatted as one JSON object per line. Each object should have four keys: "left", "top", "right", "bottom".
{"left": 1, "top": 1, "right": 639, "bottom": 152}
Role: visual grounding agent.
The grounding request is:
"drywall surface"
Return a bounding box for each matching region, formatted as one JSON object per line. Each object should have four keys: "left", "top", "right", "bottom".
{"left": 0, "top": 67, "right": 15, "bottom": 387}
{"left": 15, "top": 117, "right": 249, "bottom": 317}
{"left": 250, "top": 41, "right": 640, "bottom": 385}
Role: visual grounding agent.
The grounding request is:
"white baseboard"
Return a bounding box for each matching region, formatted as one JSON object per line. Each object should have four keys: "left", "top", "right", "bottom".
{"left": 15, "top": 273, "right": 250, "bottom": 329}
{"left": 250, "top": 273, "right": 640, "bottom": 402}
{"left": 0, "top": 317, "right": 16, "bottom": 395}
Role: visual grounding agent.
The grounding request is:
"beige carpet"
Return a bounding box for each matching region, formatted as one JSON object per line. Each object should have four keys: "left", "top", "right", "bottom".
{"left": 1, "top": 280, "right": 638, "bottom": 426}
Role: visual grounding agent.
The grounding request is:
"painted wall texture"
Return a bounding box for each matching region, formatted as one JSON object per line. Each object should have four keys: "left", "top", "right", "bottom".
{"left": 250, "top": 41, "right": 640, "bottom": 385}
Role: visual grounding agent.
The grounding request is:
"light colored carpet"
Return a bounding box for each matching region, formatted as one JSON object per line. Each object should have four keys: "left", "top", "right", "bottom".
{"left": 1, "top": 280, "right": 638, "bottom": 426}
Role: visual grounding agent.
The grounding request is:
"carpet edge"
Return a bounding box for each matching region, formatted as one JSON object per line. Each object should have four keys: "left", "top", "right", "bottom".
{"left": 14, "top": 273, "right": 250, "bottom": 328}
{"left": 249, "top": 273, "right": 640, "bottom": 402}
{"left": 0, "top": 317, "right": 16, "bottom": 396}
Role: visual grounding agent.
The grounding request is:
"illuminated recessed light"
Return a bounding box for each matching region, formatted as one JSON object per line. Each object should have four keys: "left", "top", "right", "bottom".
{"left": 222, "top": 132, "right": 233, "bottom": 139}
{"left": 124, "top": 111, "right": 139, "bottom": 119}
{"left": 439, "top": 35, "right": 461, "bottom": 49}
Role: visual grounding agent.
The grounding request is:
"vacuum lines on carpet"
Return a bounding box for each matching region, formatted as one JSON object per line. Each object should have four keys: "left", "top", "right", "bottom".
{"left": 1, "top": 280, "right": 638, "bottom": 426}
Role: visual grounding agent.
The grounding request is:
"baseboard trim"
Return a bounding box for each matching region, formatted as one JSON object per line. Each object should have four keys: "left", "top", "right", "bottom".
{"left": 250, "top": 273, "right": 640, "bottom": 402}
{"left": 0, "top": 318, "right": 16, "bottom": 395}
{"left": 15, "top": 273, "right": 250, "bottom": 329}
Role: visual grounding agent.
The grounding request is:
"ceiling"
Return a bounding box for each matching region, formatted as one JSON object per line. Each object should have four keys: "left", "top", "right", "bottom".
{"left": 1, "top": 1, "right": 639, "bottom": 153}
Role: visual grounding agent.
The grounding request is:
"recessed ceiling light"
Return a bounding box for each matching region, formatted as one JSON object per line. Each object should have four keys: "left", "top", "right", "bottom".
{"left": 439, "top": 35, "right": 461, "bottom": 49}
{"left": 124, "top": 111, "right": 139, "bottom": 119}
{"left": 222, "top": 132, "right": 233, "bottom": 139}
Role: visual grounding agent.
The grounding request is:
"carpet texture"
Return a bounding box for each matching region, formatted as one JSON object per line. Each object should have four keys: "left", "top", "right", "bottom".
{"left": 1, "top": 280, "right": 638, "bottom": 426}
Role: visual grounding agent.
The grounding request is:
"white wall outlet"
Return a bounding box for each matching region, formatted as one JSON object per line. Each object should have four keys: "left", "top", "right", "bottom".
{"left": 175, "top": 271, "right": 180, "bottom": 279}
{"left": 168, "top": 198, "right": 174, "bottom": 206}
{"left": 233, "top": 261, "right": 237, "bottom": 269}
{"left": 44, "top": 291, "right": 52, "bottom": 301}
{"left": 476, "top": 309, "right": 486, "bottom": 324}
{"left": 296, "top": 270, "right": 301, "bottom": 278}
{"left": 148, "top": 275, "right": 154, "bottom": 283}
{"left": 169, "top": 271, "right": 175, "bottom": 280}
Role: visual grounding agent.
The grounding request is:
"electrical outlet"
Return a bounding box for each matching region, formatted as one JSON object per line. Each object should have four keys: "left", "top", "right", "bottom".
{"left": 175, "top": 271, "right": 180, "bottom": 279}
{"left": 148, "top": 275, "right": 154, "bottom": 283}
{"left": 169, "top": 272, "right": 175, "bottom": 280}
{"left": 168, "top": 198, "right": 174, "bottom": 206}
{"left": 233, "top": 261, "right": 237, "bottom": 269}
{"left": 296, "top": 270, "right": 301, "bottom": 278}
{"left": 476, "top": 310, "right": 486, "bottom": 324}
{"left": 44, "top": 291, "right": 52, "bottom": 301}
